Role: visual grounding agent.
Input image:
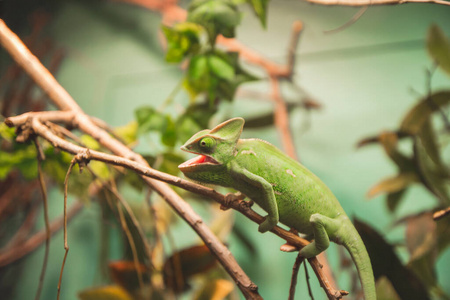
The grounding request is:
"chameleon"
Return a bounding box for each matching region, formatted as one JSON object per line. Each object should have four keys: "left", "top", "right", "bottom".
{"left": 178, "top": 117, "right": 376, "bottom": 300}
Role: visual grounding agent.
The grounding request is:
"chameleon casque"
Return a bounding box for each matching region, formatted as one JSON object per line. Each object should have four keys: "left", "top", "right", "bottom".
{"left": 178, "top": 117, "right": 375, "bottom": 299}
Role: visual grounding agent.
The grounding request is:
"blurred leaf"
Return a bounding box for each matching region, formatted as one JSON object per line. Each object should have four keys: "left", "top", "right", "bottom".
{"left": 418, "top": 118, "right": 443, "bottom": 168}
{"left": 367, "top": 172, "right": 418, "bottom": 198}
{"left": 414, "top": 137, "right": 450, "bottom": 204}
{"left": 162, "top": 22, "right": 202, "bottom": 63}
{"left": 386, "top": 189, "right": 407, "bottom": 212}
{"left": 354, "top": 219, "right": 430, "bottom": 300}
{"left": 247, "top": 0, "right": 269, "bottom": 28}
{"left": 0, "top": 146, "right": 37, "bottom": 179}
{"left": 0, "top": 122, "right": 15, "bottom": 141}
{"left": 189, "top": 55, "right": 209, "bottom": 81}
{"left": 163, "top": 244, "right": 218, "bottom": 293}
{"left": 427, "top": 24, "right": 450, "bottom": 76}
{"left": 80, "top": 135, "right": 100, "bottom": 150}
{"left": 159, "top": 152, "right": 186, "bottom": 175}
{"left": 114, "top": 121, "right": 138, "bottom": 146}
{"left": 135, "top": 107, "right": 177, "bottom": 147}
{"left": 405, "top": 212, "right": 437, "bottom": 262}
{"left": 375, "top": 276, "right": 401, "bottom": 300}
{"left": 188, "top": 0, "right": 240, "bottom": 41}
{"left": 407, "top": 214, "right": 450, "bottom": 298}
{"left": 109, "top": 261, "right": 150, "bottom": 293}
{"left": 161, "top": 117, "right": 177, "bottom": 147}
{"left": 244, "top": 112, "right": 274, "bottom": 128}
{"left": 90, "top": 160, "right": 110, "bottom": 180}
{"left": 194, "top": 279, "right": 234, "bottom": 300}
{"left": 135, "top": 107, "right": 166, "bottom": 135}
{"left": 78, "top": 285, "right": 133, "bottom": 300}
{"left": 378, "top": 132, "right": 414, "bottom": 171}
{"left": 209, "top": 55, "right": 235, "bottom": 80}
{"left": 400, "top": 91, "right": 450, "bottom": 135}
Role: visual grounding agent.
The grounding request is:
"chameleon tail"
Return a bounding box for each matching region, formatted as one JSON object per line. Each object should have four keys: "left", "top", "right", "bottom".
{"left": 341, "top": 221, "right": 376, "bottom": 300}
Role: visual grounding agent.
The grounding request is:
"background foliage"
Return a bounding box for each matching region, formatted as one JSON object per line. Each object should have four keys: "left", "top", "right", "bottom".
{"left": 0, "top": 0, "right": 450, "bottom": 299}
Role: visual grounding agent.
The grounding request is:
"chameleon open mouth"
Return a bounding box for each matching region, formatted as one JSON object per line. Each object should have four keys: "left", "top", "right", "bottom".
{"left": 178, "top": 155, "right": 220, "bottom": 171}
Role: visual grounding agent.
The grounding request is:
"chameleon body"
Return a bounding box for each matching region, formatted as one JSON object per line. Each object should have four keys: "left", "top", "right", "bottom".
{"left": 178, "top": 118, "right": 376, "bottom": 300}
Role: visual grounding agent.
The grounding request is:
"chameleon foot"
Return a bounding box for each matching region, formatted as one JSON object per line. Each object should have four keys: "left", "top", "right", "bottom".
{"left": 221, "top": 192, "right": 246, "bottom": 210}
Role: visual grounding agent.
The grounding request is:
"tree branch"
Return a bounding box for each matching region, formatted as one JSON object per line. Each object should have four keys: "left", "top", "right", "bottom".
{"left": 305, "top": 0, "right": 450, "bottom": 6}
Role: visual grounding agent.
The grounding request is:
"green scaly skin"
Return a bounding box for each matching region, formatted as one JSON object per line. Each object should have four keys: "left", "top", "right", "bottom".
{"left": 178, "top": 118, "right": 376, "bottom": 300}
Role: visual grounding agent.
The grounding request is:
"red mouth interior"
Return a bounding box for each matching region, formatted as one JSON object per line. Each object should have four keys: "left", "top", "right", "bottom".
{"left": 179, "top": 155, "right": 218, "bottom": 169}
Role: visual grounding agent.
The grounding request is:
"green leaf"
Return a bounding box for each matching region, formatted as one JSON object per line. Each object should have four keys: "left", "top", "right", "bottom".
{"left": 78, "top": 285, "right": 133, "bottom": 300}
{"left": 400, "top": 91, "right": 450, "bottom": 135}
{"left": 90, "top": 161, "right": 110, "bottom": 180}
{"left": 162, "top": 22, "right": 202, "bottom": 63}
{"left": 134, "top": 107, "right": 167, "bottom": 135}
{"left": 0, "top": 147, "right": 37, "bottom": 179}
{"left": 161, "top": 116, "right": 177, "bottom": 147}
{"left": 208, "top": 55, "right": 234, "bottom": 80}
{"left": 188, "top": 55, "right": 209, "bottom": 81}
{"left": 247, "top": 0, "right": 269, "bottom": 28}
{"left": 427, "top": 24, "right": 450, "bottom": 76}
{"left": 113, "top": 121, "right": 138, "bottom": 146}
{"left": 81, "top": 135, "right": 100, "bottom": 150}
{"left": 0, "top": 122, "right": 15, "bottom": 141}
{"left": 188, "top": 0, "right": 240, "bottom": 41}
{"left": 159, "top": 152, "right": 186, "bottom": 175}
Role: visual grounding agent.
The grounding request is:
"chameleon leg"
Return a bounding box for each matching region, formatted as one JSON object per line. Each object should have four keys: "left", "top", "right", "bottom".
{"left": 299, "top": 213, "right": 340, "bottom": 258}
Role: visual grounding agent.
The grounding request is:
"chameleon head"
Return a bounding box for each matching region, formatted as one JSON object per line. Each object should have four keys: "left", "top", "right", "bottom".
{"left": 178, "top": 118, "right": 245, "bottom": 184}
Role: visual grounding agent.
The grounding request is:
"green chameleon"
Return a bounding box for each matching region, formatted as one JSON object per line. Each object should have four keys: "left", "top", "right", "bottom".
{"left": 178, "top": 117, "right": 375, "bottom": 299}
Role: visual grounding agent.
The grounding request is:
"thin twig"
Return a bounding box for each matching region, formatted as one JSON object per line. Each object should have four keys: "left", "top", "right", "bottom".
{"left": 57, "top": 159, "right": 76, "bottom": 300}
{"left": 286, "top": 21, "right": 304, "bottom": 80}
{"left": 34, "top": 138, "right": 50, "bottom": 300}
{"left": 288, "top": 253, "right": 305, "bottom": 300}
{"left": 305, "top": 262, "right": 315, "bottom": 300}
{"left": 434, "top": 206, "right": 450, "bottom": 220}
{"left": 115, "top": 194, "right": 145, "bottom": 290}
{"left": 271, "top": 77, "right": 298, "bottom": 160}
{"left": 324, "top": 6, "right": 368, "bottom": 35}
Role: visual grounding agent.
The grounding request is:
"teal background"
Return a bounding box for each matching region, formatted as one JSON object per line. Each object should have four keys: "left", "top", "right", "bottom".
{"left": 2, "top": 0, "right": 450, "bottom": 299}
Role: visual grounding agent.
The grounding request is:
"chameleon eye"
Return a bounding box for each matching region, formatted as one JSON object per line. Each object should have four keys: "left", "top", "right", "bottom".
{"left": 199, "top": 137, "right": 215, "bottom": 149}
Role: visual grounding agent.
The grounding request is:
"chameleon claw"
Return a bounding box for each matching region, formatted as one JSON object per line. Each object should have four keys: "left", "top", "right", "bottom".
{"left": 221, "top": 192, "right": 247, "bottom": 210}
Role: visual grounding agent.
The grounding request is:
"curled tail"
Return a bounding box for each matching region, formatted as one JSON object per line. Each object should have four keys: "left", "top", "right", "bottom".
{"left": 341, "top": 221, "right": 376, "bottom": 300}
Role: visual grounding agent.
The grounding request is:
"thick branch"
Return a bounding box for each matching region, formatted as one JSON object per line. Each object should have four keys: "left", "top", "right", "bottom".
{"left": 305, "top": 0, "right": 450, "bottom": 6}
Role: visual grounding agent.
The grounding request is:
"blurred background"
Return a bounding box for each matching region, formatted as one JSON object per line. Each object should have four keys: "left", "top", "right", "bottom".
{"left": 1, "top": 0, "right": 449, "bottom": 299}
